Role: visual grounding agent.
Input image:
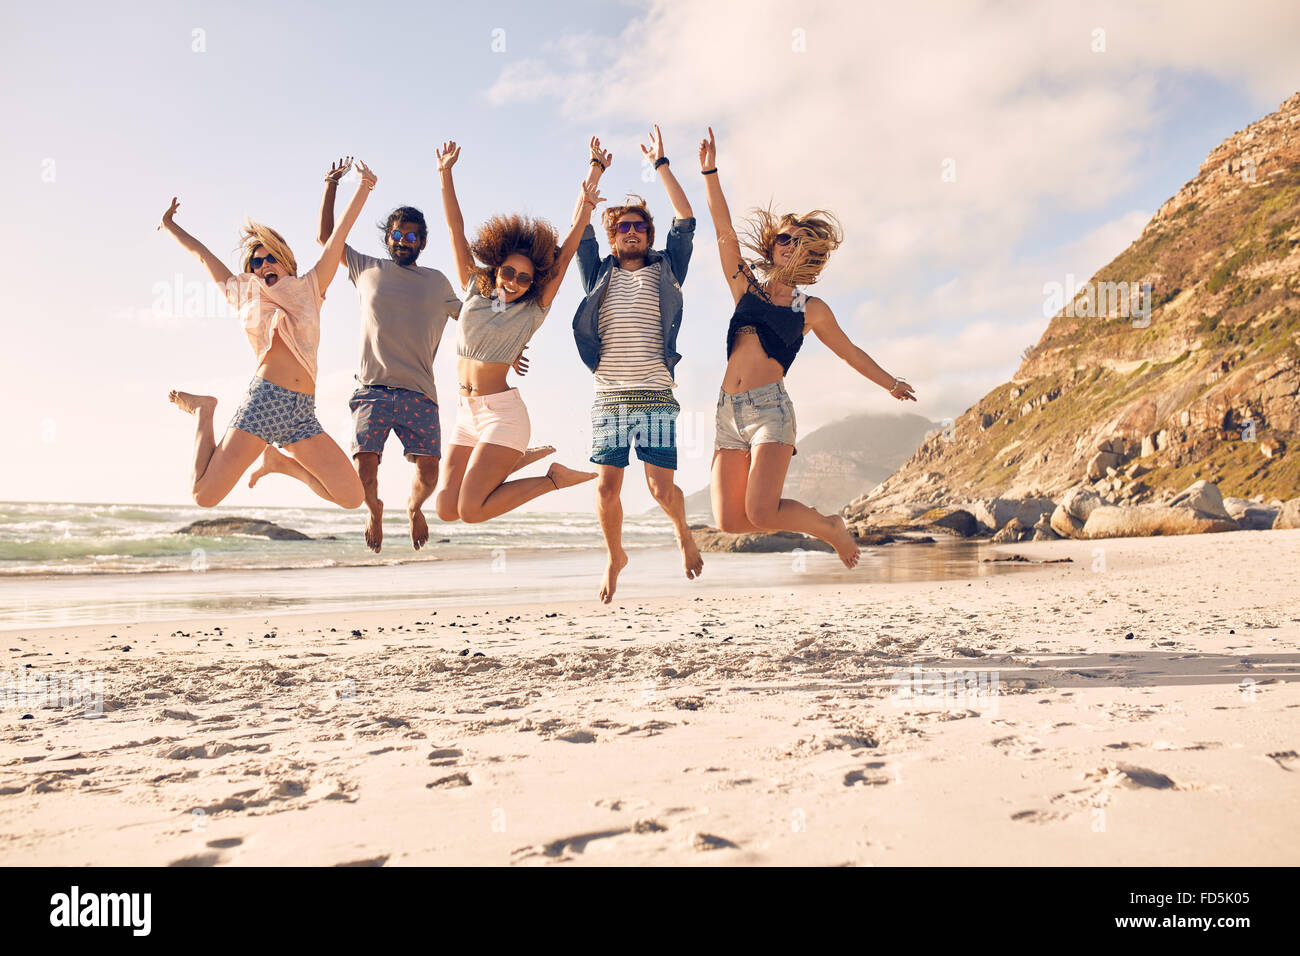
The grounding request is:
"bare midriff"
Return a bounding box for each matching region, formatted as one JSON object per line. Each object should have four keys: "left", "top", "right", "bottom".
{"left": 456, "top": 357, "right": 513, "bottom": 396}
{"left": 722, "top": 329, "right": 785, "bottom": 394}
{"left": 256, "top": 331, "right": 315, "bottom": 394}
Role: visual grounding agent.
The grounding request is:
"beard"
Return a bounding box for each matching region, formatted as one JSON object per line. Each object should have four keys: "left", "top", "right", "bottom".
{"left": 390, "top": 244, "right": 419, "bottom": 265}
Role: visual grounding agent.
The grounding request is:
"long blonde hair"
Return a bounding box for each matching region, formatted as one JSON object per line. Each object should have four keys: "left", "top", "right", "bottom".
{"left": 740, "top": 205, "right": 843, "bottom": 288}
{"left": 237, "top": 219, "right": 298, "bottom": 276}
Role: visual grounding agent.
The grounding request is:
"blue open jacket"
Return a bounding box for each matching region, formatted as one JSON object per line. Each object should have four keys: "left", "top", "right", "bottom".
{"left": 571, "top": 216, "right": 695, "bottom": 380}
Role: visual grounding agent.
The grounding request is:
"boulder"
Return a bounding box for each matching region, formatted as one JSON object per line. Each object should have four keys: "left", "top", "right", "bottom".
{"left": 690, "top": 527, "right": 833, "bottom": 553}
{"left": 964, "top": 497, "right": 1055, "bottom": 531}
{"left": 1223, "top": 497, "right": 1279, "bottom": 530}
{"left": 1031, "top": 514, "right": 1060, "bottom": 540}
{"left": 1050, "top": 505, "right": 1085, "bottom": 538}
{"left": 914, "top": 507, "right": 979, "bottom": 537}
{"left": 1168, "top": 480, "right": 1230, "bottom": 520}
{"left": 175, "top": 518, "right": 312, "bottom": 541}
{"left": 1082, "top": 504, "right": 1239, "bottom": 539}
{"left": 991, "top": 517, "right": 1028, "bottom": 544}
{"left": 1087, "top": 451, "right": 1123, "bottom": 480}
{"left": 1061, "top": 487, "right": 1106, "bottom": 522}
{"left": 1274, "top": 498, "right": 1300, "bottom": 530}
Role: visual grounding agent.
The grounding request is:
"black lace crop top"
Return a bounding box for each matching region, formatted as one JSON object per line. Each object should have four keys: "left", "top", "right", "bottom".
{"left": 725, "top": 289, "right": 806, "bottom": 374}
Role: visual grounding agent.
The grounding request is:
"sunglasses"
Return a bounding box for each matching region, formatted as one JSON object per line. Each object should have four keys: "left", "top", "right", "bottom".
{"left": 498, "top": 264, "right": 533, "bottom": 287}
{"left": 390, "top": 230, "right": 421, "bottom": 244}
{"left": 773, "top": 233, "right": 805, "bottom": 247}
{"left": 249, "top": 253, "right": 278, "bottom": 270}
{"left": 615, "top": 221, "right": 649, "bottom": 234}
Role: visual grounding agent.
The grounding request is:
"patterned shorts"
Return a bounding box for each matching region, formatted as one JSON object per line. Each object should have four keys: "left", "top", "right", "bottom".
{"left": 349, "top": 385, "right": 441, "bottom": 462}
{"left": 229, "top": 376, "right": 323, "bottom": 447}
{"left": 590, "top": 388, "right": 680, "bottom": 470}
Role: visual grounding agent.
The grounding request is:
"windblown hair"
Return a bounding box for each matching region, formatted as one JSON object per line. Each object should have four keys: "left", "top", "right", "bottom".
{"left": 602, "top": 195, "right": 655, "bottom": 249}
{"left": 238, "top": 220, "right": 298, "bottom": 276}
{"left": 739, "top": 205, "right": 843, "bottom": 289}
{"left": 381, "top": 206, "right": 428, "bottom": 243}
{"left": 468, "top": 214, "right": 559, "bottom": 303}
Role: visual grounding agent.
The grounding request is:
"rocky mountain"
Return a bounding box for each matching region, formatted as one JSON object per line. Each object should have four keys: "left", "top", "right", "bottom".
{"left": 681, "top": 411, "right": 938, "bottom": 516}
{"left": 851, "top": 92, "right": 1300, "bottom": 520}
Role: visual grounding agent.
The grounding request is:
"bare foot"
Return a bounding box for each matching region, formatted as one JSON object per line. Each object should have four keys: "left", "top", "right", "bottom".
{"left": 408, "top": 500, "right": 429, "bottom": 551}
{"left": 248, "top": 445, "right": 292, "bottom": 490}
{"left": 169, "top": 390, "right": 216, "bottom": 416}
{"left": 546, "top": 463, "right": 597, "bottom": 490}
{"left": 511, "top": 444, "right": 556, "bottom": 474}
{"left": 599, "top": 547, "right": 629, "bottom": 604}
{"left": 827, "top": 514, "right": 861, "bottom": 569}
{"left": 365, "top": 499, "right": 384, "bottom": 553}
{"left": 677, "top": 530, "right": 704, "bottom": 581}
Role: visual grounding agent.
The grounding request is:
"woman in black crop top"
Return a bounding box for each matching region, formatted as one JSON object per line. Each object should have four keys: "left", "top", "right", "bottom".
{"left": 698, "top": 127, "right": 917, "bottom": 569}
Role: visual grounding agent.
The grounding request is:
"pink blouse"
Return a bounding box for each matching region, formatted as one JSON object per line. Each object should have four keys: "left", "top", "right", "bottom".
{"left": 225, "top": 270, "right": 324, "bottom": 382}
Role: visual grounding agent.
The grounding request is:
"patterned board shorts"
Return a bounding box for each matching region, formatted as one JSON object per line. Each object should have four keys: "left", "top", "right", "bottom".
{"left": 229, "top": 376, "right": 324, "bottom": 447}
{"left": 349, "top": 385, "right": 441, "bottom": 462}
{"left": 714, "top": 381, "right": 797, "bottom": 454}
{"left": 590, "top": 388, "right": 680, "bottom": 470}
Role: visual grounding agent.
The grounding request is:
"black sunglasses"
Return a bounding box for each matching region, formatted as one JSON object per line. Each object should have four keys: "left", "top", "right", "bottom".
{"left": 390, "top": 230, "right": 421, "bottom": 243}
{"left": 773, "top": 233, "right": 804, "bottom": 247}
{"left": 498, "top": 264, "right": 533, "bottom": 287}
{"left": 616, "top": 221, "right": 649, "bottom": 234}
{"left": 249, "top": 253, "right": 278, "bottom": 270}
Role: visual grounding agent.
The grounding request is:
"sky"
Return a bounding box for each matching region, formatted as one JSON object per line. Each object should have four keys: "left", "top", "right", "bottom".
{"left": 1, "top": 0, "right": 1297, "bottom": 514}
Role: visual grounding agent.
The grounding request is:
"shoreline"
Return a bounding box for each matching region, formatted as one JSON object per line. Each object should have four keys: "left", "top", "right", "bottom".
{"left": 2, "top": 530, "right": 1296, "bottom": 866}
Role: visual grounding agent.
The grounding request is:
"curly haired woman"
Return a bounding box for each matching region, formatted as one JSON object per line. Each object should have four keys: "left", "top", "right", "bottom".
{"left": 159, "top": 161, "right": 378, "bottom": 510}
{"left": 433, "top": 141, "right": 598, "bottom": 523}
{"left": 697, "top": 128, "right": 917, "bottom": 568}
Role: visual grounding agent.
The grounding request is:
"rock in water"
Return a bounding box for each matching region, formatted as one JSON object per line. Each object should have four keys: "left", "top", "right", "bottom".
{"left": 175, "top": 518, "right": 313, "bottom": 541}
{"left": 991, "top": 517, "right": 1028, "bottom": 544}
{"left": 691, "top": 527, "right": 833, "bottom": 553}
{"left": 914, "top": 507, "right": 978, "bottom": 537}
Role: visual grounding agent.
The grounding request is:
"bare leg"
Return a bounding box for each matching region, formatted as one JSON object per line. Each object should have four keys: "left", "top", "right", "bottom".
{"left": 434, "top": 445, "right": 473, "bottom": 522}
{"left": 170, "top": 390, "right": 265, "bottom": 508}
{"left": 645, "top": 462, "right": 703, "bottom": 582}
{"left": 745, "top": 443, "right": 860, "bottom": 568}
{"left": 354, "top": 452, "right": 383, "bottom": 552}
{"left": 510, "top": 445, "right": 556, "bottom": 475}
{"left": 594, "top": 464, "right": 628, "bottom": 604}
{"left": 710, "top": 448, "right": 762, "bottom": 534}
{"left": 248, "top": 434, "right": 365, "bottom": 509}
{"left": 457, "top": 444, "right": 595, "bottom": 524}
{"left": 408, "top": 455, "right": 439, "bottom": 550}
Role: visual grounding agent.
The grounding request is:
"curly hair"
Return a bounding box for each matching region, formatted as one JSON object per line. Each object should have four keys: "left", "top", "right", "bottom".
{"left": 468, "top": 213, "right": 559, "bottom": 303}
{"left": 237, "top": 219, "right": 298, "bottom": 276}
{"left": 602, "top": 195, "right": 655, "bottom": 248}
{"left": 739, "top": 205, "right": 843, "bottom": 288}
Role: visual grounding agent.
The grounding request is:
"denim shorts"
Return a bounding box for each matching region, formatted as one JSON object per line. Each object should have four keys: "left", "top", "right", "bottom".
{"left": 350, "top": 385, "right": 441, "bottom": 462}
{"left": 229, "top": 376, "right": 323, "bottom": 447}
{"left": 590, "top": 388, "right": 679, "bottom": 470}
{"left": 714, "top": 381, "right": 797, "bottom": 453}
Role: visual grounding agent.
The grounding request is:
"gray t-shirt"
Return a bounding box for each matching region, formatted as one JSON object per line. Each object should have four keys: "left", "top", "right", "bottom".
{"left": 345, "top": 245, "right": 462, "bottom": 401}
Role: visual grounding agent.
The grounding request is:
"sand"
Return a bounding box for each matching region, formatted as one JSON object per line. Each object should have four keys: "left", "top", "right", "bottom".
{"left": 2, "top": 530, "right": 1298, "bottom": 866}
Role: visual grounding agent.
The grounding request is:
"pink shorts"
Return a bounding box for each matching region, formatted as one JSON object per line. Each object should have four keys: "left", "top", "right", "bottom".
{"left": 450, "top": 388, "right": 531, "bottom": 453}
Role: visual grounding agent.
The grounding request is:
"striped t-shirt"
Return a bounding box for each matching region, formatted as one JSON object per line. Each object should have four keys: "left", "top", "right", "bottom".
{"left": 594, "top": 261, "right": 672, "bottom": 390}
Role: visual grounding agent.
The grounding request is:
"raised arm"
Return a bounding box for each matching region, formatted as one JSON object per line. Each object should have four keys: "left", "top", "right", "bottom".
{"left": 698, "top": 127, "right": 748, "bottom": 304}
{"left": 157, "top": 197, "right": 235, "bottom": 288}
{"left": 310, "top": 160, "right": 376, "bottom": 294}
{"left": 437, "top": 141, "right": 475, "bottom": 292}
{"left": 805, "top": 298, "right": 917, "bottom": 402}
{"left": 316, "top": 156, "right": 353, "bottom": 248}
{"left": 641, "top": 124, "right": 692, "bottom": 219}
{"left": 538, "top": 181, "right": 605, "bottom": 310}
{"left": 575, "top": 136, "right": 612, "bottom": 293}
{"left": 574, "top": 136, "right": 610, "bottom": 226}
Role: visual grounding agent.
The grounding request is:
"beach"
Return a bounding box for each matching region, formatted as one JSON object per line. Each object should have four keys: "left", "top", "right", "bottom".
{"left": 2, "top": 529, "right": 1297, "bottom": 866}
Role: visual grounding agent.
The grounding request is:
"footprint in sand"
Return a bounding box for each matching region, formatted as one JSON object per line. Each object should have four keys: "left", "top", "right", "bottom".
{"left": 427, "top": 772, "right": 472, "bottom": 789}
{"left": 844, "top": 764, "right": 891, "bottom": 788}
{"left": 334, "top": 854, "right": 389, "bottom": 867}
{"left": 205, "top": 837, "right": 243, "bottom": 850}
{"left": 167, "top": 851, "right": 223, "bottom": 867}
